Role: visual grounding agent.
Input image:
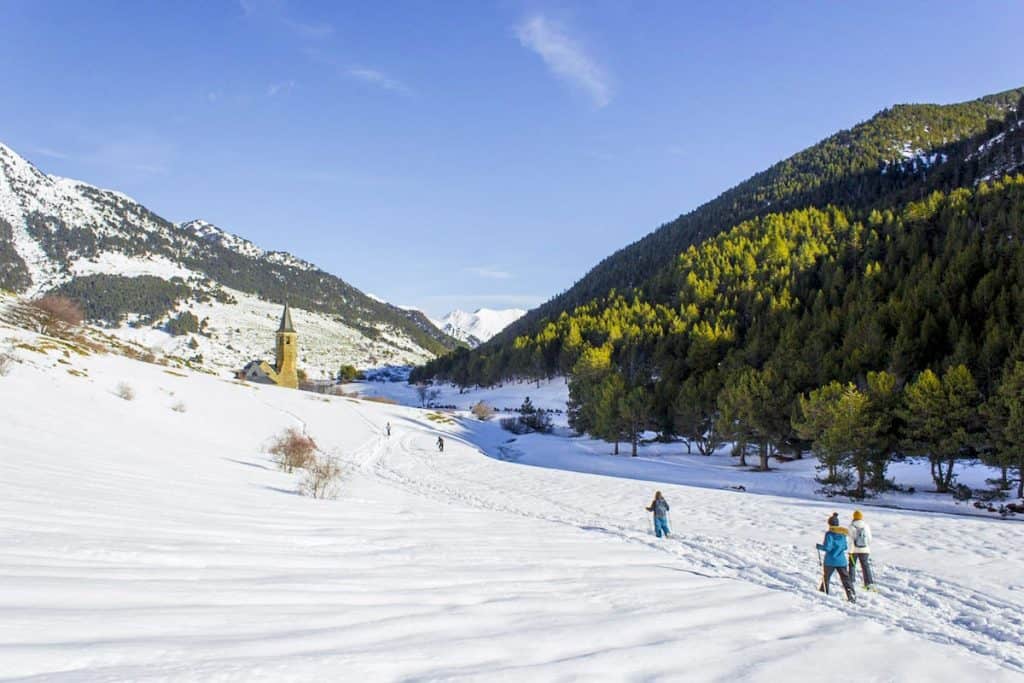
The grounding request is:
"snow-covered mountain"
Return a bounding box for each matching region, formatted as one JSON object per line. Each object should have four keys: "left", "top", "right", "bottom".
{"left": 0, "top": 140, "right": 457, "bottom": 375}
{"left": 438, "top": 308, "right": 526, "bottom": 347}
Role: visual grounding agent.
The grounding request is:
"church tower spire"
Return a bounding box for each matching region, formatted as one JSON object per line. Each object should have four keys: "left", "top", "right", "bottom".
{"left": 274, "top": 302, "right": 299, "bottom": 388}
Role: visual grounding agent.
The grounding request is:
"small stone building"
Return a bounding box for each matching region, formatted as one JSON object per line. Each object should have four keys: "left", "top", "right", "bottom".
{"left": 238, "top": 303, "right": 299, "bottom": 389}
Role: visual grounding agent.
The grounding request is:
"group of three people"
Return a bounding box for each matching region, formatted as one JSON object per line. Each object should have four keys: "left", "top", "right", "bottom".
{"left": 646, "top": 492, "right": 876, "bottom": 603}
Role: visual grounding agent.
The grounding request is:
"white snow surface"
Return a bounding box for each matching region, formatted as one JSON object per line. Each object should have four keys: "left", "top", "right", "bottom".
{"left": 1, "top": 329, "right": 1023, "bottom": 680}
{"left": 438, "top": 308, "right": 526, "bottom": 347}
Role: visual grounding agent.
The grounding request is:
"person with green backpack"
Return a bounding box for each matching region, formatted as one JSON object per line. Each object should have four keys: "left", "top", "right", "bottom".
{"left": 847, "top": 510, "right": 875, "bottom": 590}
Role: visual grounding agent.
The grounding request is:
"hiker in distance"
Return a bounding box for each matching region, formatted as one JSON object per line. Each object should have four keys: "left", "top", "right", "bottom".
{"left": 817, "top": 512, "right": 856, "bottom": 603}
{"left": 437, "top": 436, "right": 444, "bottom": 452}
{"left": 646, "top": 491, "right": 671, "bottom": 538}
{"left": 385, "top": 422, "right": 391, "bottom": 438}
{"left": 847, "top": 510, "right": 875, "bottom": 590}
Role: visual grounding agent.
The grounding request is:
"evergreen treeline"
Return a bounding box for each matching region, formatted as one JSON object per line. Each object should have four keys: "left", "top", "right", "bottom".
{"left": 418, "top": 177, "right": 1024, "bottom": 497}
{"left": 0, "top": 217, "right": 32, "bottom": 292}
{"left": 55, "top": 274, "right": 194, "bottom": 326}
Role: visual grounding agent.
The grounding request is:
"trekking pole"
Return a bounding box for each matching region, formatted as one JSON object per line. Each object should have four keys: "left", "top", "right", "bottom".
{"left": 816, "top": 549, "right": 825, "bottom": 592}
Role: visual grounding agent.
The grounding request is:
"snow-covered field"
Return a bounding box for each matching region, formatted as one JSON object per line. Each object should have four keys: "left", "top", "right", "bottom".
{"left": 2, "top": 331, "right": 1023, "bottom": 680}
{"left": 357, "top": 378, "right": 1021, "bottom": 518}
{"left": 108, "top": 285, "right": 435, "bottom": 379}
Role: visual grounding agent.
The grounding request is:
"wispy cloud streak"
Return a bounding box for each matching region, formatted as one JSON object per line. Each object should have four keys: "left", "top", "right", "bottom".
{"left": 516, "top": 15, "right": 611, "bottom": 108}
{"left": 267, "top": 80, "right": 297, "bottom": 96}
{"left": 465, "top": 265, "right": 512, "bottom": 280}
{"left": 239, "top": 0, "right": 334, "bottom": 40}
{"left": 347, "top": 67, "right": 413, "bottom": 95}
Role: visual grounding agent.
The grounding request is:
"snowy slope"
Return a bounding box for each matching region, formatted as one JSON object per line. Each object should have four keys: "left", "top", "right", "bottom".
{"left": 1, "top": 323, "right": 1022, "bottom": 679}
{"left": 438, "top": 308, "right": 526, "bottom": 347}
{"left": 0, "top": 141, "right": 454, "bottom": 374}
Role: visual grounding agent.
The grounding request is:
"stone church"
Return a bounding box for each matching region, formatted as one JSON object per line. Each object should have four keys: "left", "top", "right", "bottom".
{"left": 239, "top": 303, "right": 299, "bottom": 389}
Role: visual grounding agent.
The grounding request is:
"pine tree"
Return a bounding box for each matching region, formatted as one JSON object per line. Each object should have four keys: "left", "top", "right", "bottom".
{"left": 982, "top": 361, "right": 1024, "bottom": 497}
{"left": 620, "top": 385, "right": 651, "bottom": 457}
{"left": 900, "top": 365, "right": 983, "bottom": 492}
{"left": 594, "top": 373, "right": 627, "bottom": 454}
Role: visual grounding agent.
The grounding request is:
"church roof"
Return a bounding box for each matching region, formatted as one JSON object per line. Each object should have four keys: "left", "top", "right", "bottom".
{"left": 278, "top": 302, "right": 295, "bottom": 333}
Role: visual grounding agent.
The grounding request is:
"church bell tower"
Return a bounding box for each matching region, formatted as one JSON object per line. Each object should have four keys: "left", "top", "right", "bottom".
{"left": 274, "top": 302, "right": 299, "bottom": 389}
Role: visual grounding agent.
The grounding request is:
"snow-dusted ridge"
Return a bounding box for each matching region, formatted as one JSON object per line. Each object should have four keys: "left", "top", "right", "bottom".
{"left": 0, "top": 140, "right": 455, "bottom": 374}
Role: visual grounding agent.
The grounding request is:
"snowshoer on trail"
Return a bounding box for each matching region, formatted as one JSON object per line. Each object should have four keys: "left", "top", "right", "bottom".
{"left": 847, "top": 510, "right": 875, "bottom": 590}
{"left": 816, "top": 512, "right": 856, "bottom": 602}
{"left": 646, "top": 491, "right": 671, "bottom": 538}
{"left": 385, "top": 422, "right": 391, "bottom": 438}
{"left": 437, "top": 436, "right": 444, "bottom": 452}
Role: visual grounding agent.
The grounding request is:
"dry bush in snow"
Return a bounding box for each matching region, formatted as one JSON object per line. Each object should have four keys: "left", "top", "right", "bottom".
{"left": 300, "top": 455, "right": 342, "bottom": 499}
{"left": 471, "top": 401, "right": 495, "bottom": 421}
{"left": 0, "top": 349, "right": 14, "bottom": 376}
{"left": 30, "top": 295, "right": 84, "bottom": 335}
{"left": 268, "top": 427, "right": 317, "bottom": 473}
{"left": 363, "top": 395, "right": 398, "bottom": 405}
{"left": 171, "top": 401, "right": 187, "bottom": 413}
{"left": 115, "top": 382, "right": 135, "bottom": 401}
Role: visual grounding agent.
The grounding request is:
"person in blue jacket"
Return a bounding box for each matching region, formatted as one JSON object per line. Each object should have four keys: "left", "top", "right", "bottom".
{"left": 646, "top": 491, "right": 671, "bottom": 538}
{"left": 817, "top": 512, "right": 856, "bottom": 602}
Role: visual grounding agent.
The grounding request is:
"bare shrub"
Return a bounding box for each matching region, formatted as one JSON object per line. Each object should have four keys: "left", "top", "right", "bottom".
{"left": 0, "top": 350, "right": 14, "bottom": 376}
{"left": 115, "top": 382, "right": 136, "bottom": 401}
{"left": 300, "top": 455, "right": 342, "bottom": 499}
{"left": 415, "top": 383, "right": 441, "bottom": 407}
{"left": 171, "top": 401, "right": 187, "bottom": 413}
{"left": 471, "top": 401, "right": 495, "bottom": 421}
{"left": 268, "top": 427, "right": 317, "bottom": 473}
{"left": 500, "top": 416, "right": 531, "bottom": 435}
{"left": 30, "top": 295, "right": 84, "bottom": 335}
{"left": 363, "top": 395, "right": 399, "bottom": 405}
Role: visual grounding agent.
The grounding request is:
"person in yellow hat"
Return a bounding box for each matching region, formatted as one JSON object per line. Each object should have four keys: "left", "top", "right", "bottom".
{"left": 847, "top": 510, "right": 875, "bottom": 590}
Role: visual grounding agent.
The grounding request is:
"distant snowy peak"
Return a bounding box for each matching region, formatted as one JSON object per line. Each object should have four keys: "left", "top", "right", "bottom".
{"left": 440, "top": 308, "right": 526, "bottom": 347}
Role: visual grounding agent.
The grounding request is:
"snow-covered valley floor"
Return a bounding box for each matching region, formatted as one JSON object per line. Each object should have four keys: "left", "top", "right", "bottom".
{"left": 2, "top": 341, "right": 1023, "bottom": 681}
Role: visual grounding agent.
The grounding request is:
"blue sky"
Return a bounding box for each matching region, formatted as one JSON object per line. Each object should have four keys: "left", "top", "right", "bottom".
{"left": 1, "top": 1, "right": 1021, "bottom": 318}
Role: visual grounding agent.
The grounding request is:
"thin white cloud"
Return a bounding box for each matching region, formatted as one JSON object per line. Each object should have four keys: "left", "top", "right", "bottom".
{"left": 347, "top": 67, "right": 413, "bottom": 96}
{"left": 28, "top": 137, "right": 174, "bottom": 178}
{"left": 91, "top": 139, "right": 174, "bottom": 176}
{"left": 465, "top": 265, "right": 512, "bottom": 280}
{"left": 267, "top": 80, "right": 297, "bottom": 96}
{"left": 239, "top": 0, "right": 334, "bottom": 40}
{"left": 33, "top": 147, "right": 71, "bottom": 160}
{"left": 516, "top": 15, "right": 611, "bottom": 108}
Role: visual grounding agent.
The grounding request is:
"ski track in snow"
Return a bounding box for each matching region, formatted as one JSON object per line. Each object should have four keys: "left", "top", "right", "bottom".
{"left": 340, "top": 414, "right": 1024, "bottom": 674}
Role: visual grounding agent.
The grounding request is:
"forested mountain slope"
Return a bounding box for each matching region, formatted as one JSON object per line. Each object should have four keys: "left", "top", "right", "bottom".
{"left": 482, "top": 87, "right": 1024, "bottom": 352}
{"left": 418, "top": 86, "right": 1024, "bottom": 385}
